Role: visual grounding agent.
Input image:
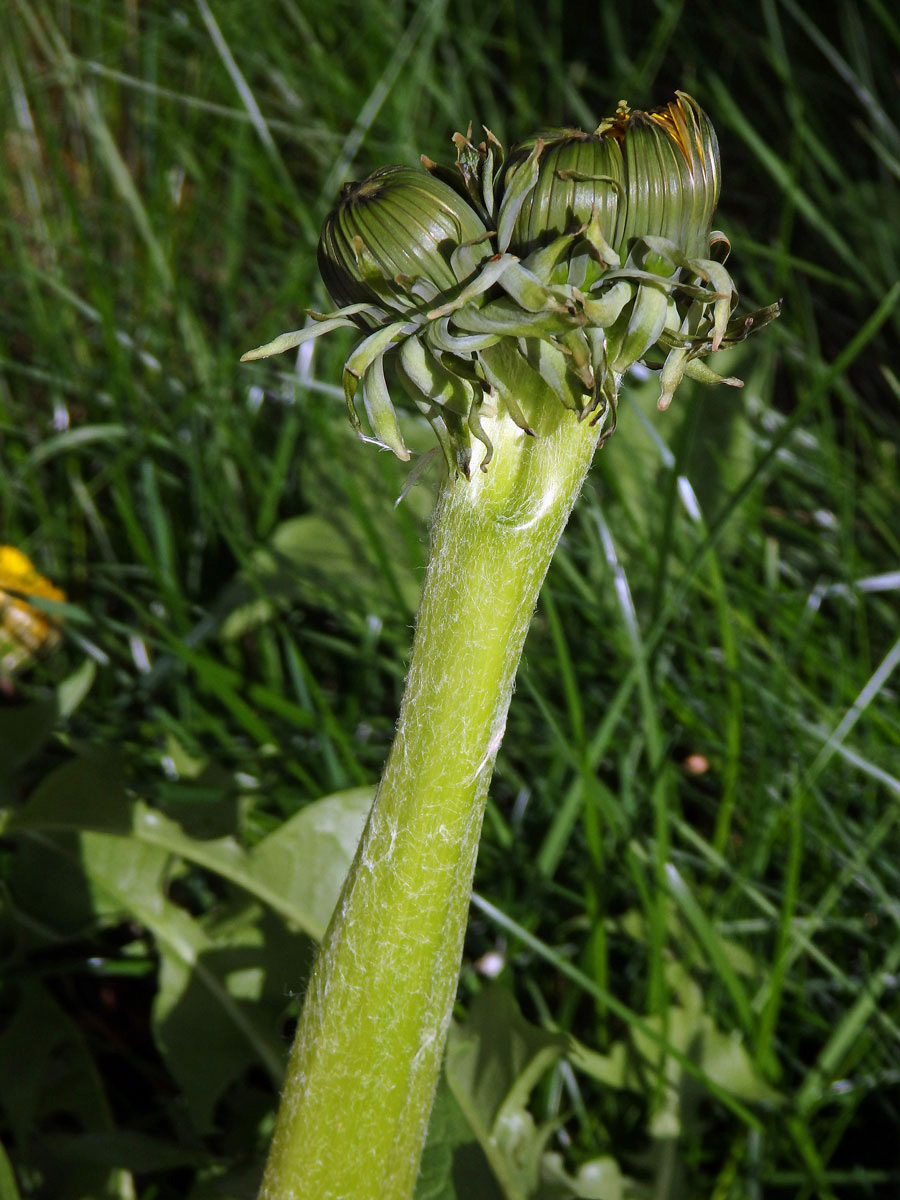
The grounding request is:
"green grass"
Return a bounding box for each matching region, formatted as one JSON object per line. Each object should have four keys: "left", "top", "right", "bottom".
{"left": 1, "top": 1, "right": 899, "bottom": 1197}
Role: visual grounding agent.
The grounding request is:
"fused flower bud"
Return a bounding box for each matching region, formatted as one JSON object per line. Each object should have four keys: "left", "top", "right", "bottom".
{"left": 242, "top": 94, "right": 779, "bottom": 476}
{"left": 502, "top": 95, "right": 718, "bottom": 263}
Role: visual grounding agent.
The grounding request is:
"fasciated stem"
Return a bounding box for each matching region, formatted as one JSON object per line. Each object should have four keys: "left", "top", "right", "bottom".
{"left": 259, "top": 397, "right": 610, "bottom": 1200}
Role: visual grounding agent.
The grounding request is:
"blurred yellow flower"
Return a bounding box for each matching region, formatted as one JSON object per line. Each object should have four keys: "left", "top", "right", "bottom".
{"left": 0, "top": 546, "right": 66, "bottom": 676}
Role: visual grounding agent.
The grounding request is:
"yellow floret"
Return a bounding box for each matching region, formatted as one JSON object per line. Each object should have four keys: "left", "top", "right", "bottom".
{"left": 0, "top": 546, "right": 66, "bottom": 675}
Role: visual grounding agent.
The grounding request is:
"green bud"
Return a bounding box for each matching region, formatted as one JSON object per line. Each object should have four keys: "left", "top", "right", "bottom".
{"left": 501, "top": 127, "right": 624, "bottom": 260}
{"left": 614, "top": 93, "right": 720, "bottom": 261}
{"left": 317, "top": 166, "right": 492, "bottom": 322}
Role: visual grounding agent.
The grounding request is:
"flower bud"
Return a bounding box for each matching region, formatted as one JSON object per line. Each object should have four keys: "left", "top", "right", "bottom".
{"left": 317, "top": 166, "right": 492, "bottom": 321}
{"left": 613, "top": 93, "right": 720, "bottom": 261}
{"left": 501, "top": 127, "right": 624, "bottom": 259}
{"left": 243, "top": 94, "right": 778, "bottom": 476}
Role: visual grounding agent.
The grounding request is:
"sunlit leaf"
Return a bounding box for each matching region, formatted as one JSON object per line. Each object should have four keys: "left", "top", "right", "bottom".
{"left": 415, "top": 1078, "right": 502, "bottom": 1200}
{"left": 1, "top": 750, "right": 373, "bottom": 941}
{"left": 445, "top": 985, "right": 567, "bottom": 1199}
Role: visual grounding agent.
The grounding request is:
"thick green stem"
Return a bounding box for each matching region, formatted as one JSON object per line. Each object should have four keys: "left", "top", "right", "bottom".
{"left": 259, "top": 398, "right": 609, "bottom": 1200}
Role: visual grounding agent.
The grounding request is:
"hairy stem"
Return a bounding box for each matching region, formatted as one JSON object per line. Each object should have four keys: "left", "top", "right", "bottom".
{"left": 259, "top": 397, "right": 610, "bottom": 1200}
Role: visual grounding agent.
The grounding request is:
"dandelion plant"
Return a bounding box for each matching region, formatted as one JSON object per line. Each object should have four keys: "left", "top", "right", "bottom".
{"left": 242, "top": 92, "right": 778, "bottom": 1199}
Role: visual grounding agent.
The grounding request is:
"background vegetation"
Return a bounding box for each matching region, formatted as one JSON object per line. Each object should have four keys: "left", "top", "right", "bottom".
{"left": 1, "top": 1, "right": 898, "bottom": 1196}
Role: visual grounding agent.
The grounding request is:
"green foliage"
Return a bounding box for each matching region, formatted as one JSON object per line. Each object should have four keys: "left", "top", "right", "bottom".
{"left": 2, "top": 0, "right": 899, "bottom": 1197}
